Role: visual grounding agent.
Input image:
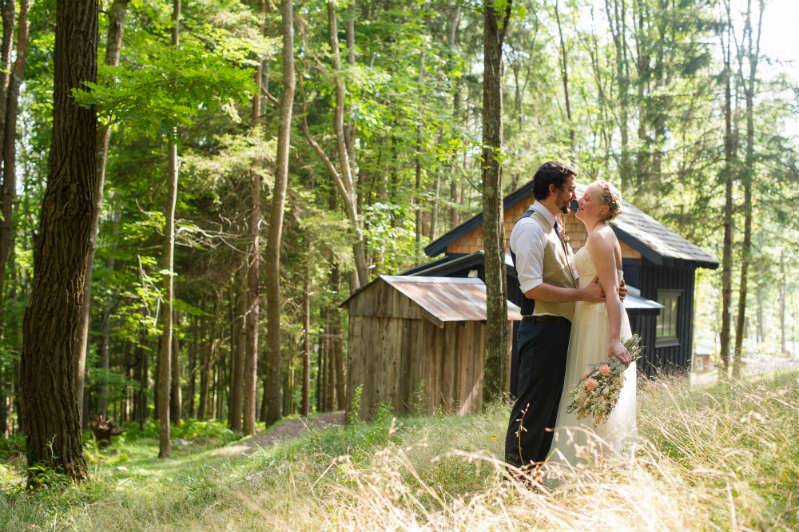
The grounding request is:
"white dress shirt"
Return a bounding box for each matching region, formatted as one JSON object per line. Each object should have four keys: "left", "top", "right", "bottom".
{"left": 510, "top": 201, "right": 561, "bottom": 294}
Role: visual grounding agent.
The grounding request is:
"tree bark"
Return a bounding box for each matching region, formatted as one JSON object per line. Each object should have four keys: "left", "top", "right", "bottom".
{"left": 414, "top": 53, "right": 424, "bottom": 262}
{"left": 0, "top": 0, "right": 27, "bottom": 436}
{"left": 134, "top": 333, "right": 148, "bottom": 428}
{"left": 170, "top": 312, "right": 181, "bottom": 426}
{"left": 243, "top": 0, "right": 266, "bottom": 435}
{"left": 733, "top": 0, "right": 763, "bottom": 378}
{"left": 262, "top": 0, "right": 295, "bottom": 427}
{"left": 301, "top": 1, "right": 368, "bottom": 289}
{"left": 301, "top": 269, "right": 310, "bottom": 417}
{"left": 229, "top": 275, "right": 245, "bottom": 430}
{"left": 719, "top": 4, "right": 734, "bottom": 376}
{"left": 482, "top": 0, "right": 511, "bottom": 400}
{"left": 0, "top": 0, "right": 15, "bottom": 335}
{"left": 21, "top": 0, "right": 97, "bottom": 484}
{"left": 605, "top": 0, "right": 631, "bottom": 188}
{"left": 779, "top": 250, "right": 786, "bottom": 354}
{"left": 447, "top": 3, "right": 461, "bottom": 230}
{"left": 186, "top": 315, "right": 197, "bottom": 418}
{"left": 76, "top": 0, "right": 129, "bottom": 430}
{"left": 156, "top": 0, "right": 180, "bottom": 459}
{"left": 0, "top": 0, "right": 14, "bottom": 191}
{"left": 199, "top": 310, "right": 215, "bottom": 420}
{"left": 554, "top": 0, "right": 574, "bottom": 149}
{"left": 97, "top": 295, "right": 112, "bottom": 416}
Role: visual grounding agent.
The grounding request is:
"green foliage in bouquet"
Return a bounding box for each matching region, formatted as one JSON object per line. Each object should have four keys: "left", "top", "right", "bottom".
{"left": 566, "top": 335, "right": 643, "bottom": 426}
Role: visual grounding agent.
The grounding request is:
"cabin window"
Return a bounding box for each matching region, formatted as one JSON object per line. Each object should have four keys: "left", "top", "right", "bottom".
{"left": 656, "top": 289, "right": 681, "bottom": 345}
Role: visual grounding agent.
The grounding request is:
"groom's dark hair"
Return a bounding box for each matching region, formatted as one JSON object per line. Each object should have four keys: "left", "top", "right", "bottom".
{"left": 532, "top": 161, "right": 576, "bottom": 200}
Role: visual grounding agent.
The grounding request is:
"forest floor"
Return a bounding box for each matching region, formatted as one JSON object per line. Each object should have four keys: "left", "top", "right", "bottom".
{"left": 0, "top": 368, "right": 797, "bottom": 531}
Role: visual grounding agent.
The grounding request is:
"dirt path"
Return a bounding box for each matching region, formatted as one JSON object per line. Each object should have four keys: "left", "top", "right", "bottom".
{"left": 212, "top": 412, "right": 346, "bottom": 457}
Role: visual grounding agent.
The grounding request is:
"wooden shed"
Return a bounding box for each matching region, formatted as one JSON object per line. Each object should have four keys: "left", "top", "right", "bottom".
{"left": 342, "top": 275, "right": 521, "bottom": 421}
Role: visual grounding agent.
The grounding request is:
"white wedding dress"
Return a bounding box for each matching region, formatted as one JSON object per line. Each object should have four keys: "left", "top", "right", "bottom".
{"left": 549, "top": 245, "right": 637, "bottom": 465}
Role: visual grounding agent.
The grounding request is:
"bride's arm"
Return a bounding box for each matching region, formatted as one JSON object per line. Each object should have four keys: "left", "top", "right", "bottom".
{"left": 586, "top": 232, "right": 631, "bottom": 366}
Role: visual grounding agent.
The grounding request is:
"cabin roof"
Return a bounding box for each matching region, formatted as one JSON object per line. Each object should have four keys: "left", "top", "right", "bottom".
{"left": 403, "top": 252, "right": 516, "bottom": 277}
{"left": 424, "top": 181, "right": 719, "bottom": 269}
{"left": 342, "top": 275, "right": 522, "bottom": 324}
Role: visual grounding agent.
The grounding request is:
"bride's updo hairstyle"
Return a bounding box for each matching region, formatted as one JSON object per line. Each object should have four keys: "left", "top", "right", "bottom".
{"left": 594, "top": 180, "right": 622, "bottom": 221}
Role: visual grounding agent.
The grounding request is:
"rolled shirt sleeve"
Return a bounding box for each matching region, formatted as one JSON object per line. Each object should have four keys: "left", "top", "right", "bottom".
{"left": 510, "top": 217, "right": 547, "bottom": 294}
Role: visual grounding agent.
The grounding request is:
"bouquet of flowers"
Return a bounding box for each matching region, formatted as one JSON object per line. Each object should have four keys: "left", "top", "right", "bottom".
{"left": 566, "top": 335, "right": 642, "bottom": 426}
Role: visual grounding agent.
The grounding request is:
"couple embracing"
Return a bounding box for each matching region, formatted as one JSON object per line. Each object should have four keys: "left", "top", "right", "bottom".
{"left": 505, "top": 161, "right": 637, "bottom": 471}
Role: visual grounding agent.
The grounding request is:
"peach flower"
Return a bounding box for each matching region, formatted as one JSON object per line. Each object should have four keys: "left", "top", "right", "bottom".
{"left": 584, "top": 378, "right": 599, "bottom": 391}
{"left": 598, "top": 364, "right": 611, "bottom": 376}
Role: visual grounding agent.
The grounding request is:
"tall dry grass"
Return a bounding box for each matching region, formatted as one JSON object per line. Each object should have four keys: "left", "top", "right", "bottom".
{"left": 1, "top": 371, "right": 796, "bottom": 531}
{"left": 231, "top": 372, "right": 797, "bottom": 531}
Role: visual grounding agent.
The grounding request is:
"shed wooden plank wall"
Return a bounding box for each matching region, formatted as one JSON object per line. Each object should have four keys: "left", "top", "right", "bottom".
{"left": 346, "top": 314, "right": 486, "bottom": 420}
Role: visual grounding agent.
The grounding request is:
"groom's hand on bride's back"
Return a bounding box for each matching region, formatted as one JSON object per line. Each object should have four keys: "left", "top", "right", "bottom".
{"left": 579, "top": 278, "right": 605, "bottom": 302}
{"left": 618, "top": 278, "right": 627, "bottom": 301}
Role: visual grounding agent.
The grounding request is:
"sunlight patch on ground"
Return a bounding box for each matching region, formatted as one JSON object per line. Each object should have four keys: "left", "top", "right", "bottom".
{"left": 210, "top": 444, "right": 250, "bottom": 457}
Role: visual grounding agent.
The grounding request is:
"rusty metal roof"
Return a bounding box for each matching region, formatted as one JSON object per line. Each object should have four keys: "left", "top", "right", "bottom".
{"left": 379, "top": 275, "right": 522, "bottom": 324}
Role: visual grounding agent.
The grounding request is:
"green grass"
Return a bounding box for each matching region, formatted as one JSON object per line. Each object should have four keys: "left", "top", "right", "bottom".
{"left": 1, "top": 371, "right": 797, "bottom": 530}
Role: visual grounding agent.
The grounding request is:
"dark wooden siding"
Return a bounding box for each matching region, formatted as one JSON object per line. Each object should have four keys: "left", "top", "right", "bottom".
{"left": 638, "top": 260, "right": 696, "bottom": 373}
{"left": 629, "top": 313, "right": 658, "bottom": 376}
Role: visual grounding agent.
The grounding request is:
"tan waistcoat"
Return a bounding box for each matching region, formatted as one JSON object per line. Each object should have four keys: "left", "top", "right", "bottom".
{"left": 531, "top": 210, "right": 576, "bottom": 321}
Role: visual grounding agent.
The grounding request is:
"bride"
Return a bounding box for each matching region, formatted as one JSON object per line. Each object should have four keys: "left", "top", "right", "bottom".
{"left": 549, "top": 181, "right": 637, "bottom": 465}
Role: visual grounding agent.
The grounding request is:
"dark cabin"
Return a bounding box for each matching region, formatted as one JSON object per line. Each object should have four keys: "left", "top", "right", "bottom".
{"left": 341, "top": 275, "right": 522, "bottom": 420}
{"left": 414, "top": 181, "right": 719, "bottom": 391}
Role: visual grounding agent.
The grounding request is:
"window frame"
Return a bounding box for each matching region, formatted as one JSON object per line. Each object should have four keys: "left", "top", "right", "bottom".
{"left": 655, "top": 289, "right": 682, "bottom": 347}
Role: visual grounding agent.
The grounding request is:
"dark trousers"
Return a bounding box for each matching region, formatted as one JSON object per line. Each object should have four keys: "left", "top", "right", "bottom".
{"left": 504, "top": 317, "right": 571, "bottom": 467}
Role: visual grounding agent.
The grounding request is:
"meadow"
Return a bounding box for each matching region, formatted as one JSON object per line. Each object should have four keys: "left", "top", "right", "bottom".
{"left": 1, "top": 371, "right": 797, "bottom": 531}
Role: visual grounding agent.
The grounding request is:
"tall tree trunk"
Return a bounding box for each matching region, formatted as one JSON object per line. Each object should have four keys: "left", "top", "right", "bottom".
{"left": 21, "top": 0, "right": 97, "bottom": 484}
{"left": 76, "top": 0, "right": 128, "bottom": 430}
{"left": 0, "top": 0, "right": 15, "bottom": 337}
{"left": 448, "top": 3, "right": 461, "bottom": 230}
{"left": 97, "top": 297, "right": 112, "bottom": 415}
{"left": 481, "top": 0, "right": 511, "bottom": 400}
{"left": 733, "top": 0, "right": 763, "bottom": 378}
{"left": 301, "top": 268, "right": 310, "bottom": 417}
{"left": 332, "top": 277, "right": 345, "bottom": 410}
{"left": 186, "top": 315, "right": 197, "bottom": 418}
{"left": 282, "top": 363, "right": 293, "bottom": 416}
{"left": 199, "top": 310, "right": 215, "bottom": 420}
{"left": 605, "top": 0, "right": 630, "bottom": 187}
{"left": 301, "top": 1, "right": 368, "bottom": 289}
{"left": 243, "top": 0, "right": 265, "bottom": 435}
{"left": 229, "top": 275, "right": 245, "bottom": 430}
{"left": 554, "top": 0, "right": 574, "bottom": 149}
{"left": 156, "top": 0, "right": 179, "bottom": 458}
{"left": 262, "top": 0, "right": 295, "bottom": 427}
{"left": 315, "top": 313, "right": 323, "bottom": 412}
{"left": 414, "top": 53, "right": 424, "bottom": 262}
{"left": 719, "top": 5, "right": 735, "bottom": 377}
{"left": 0, "top": 1, "right": 14, "bottom": 157}
{"left": 779, "top": 250, "right": 786, "bottom": 354}
{"left": 329, "top": 1, "right": 367, "bottom": 288}
{"left": 170, "top": 313, "right": 181, "bottom": 425}
{"left": 0, "top": 0, "right": 26, "bottom": 436}
{"left": 134, "top": 333, "right": 148, "bottom": 427}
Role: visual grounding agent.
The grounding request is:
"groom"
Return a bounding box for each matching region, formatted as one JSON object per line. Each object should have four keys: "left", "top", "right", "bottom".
{"left": 505, "top": 162, "right": 606, "bottom": 470}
